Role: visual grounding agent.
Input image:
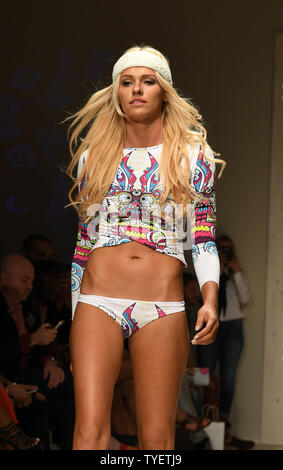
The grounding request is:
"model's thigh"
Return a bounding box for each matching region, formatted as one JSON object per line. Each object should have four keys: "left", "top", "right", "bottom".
{"left": 128, "top": 310, "right": 189, "bottom": 449}
{"left": 70, "top": 302, "right": 124, "bottom": 446}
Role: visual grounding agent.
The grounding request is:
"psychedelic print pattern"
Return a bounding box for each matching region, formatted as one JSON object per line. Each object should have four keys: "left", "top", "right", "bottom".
{"left": 71, "top": 143, "right": 220, "bottom": 316}
{"left": 77, "top": 293, "right": 183, "bottom": 338}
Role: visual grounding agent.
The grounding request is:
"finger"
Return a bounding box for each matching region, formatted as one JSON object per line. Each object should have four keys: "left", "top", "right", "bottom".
{"left": 22, "top": 390, "right": 32, "bottom": 400}
{"left": 24, "top": 384, "right": 37, "bottom": 391}
{"left": 48, "top": 374, "right": 57, "bottom": 389}
{"left": 57, "top": 371, "right": 64, "bottom": 385}
{"left": 55, "top": 378, "right": 61, "bottom": 388}
{"left": 196, "top": 335, "right": 217, "bottom": 345}
{"left": 194, "top": 314, "right": 205, "bottom": 332}
{"left": 192, "top": 319, "right": 218, "bottom": 341}
{"left": 48, "top": 333, "right": 57, "bottom": 342}
{"left": 193, "top": 324, "right": 219, "bottom": 345}
{"left": 54, "top": 376, "right": 61, "bottom": 388}
{"left": 193, "top": 318, "right": 218, "bottom": 341}
{"left": 48, "top": 378, "right": 54, "bottom": 389}
{"left": 24, "top": 397, "right": 32, "bottom": 407}
{"left": 35, "top": 392, "right": 47, "bottom": 401}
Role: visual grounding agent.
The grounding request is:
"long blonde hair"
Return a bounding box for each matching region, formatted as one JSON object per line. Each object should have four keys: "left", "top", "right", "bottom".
{"left": 65, "top": 45, "right": 225, "bottom": 222}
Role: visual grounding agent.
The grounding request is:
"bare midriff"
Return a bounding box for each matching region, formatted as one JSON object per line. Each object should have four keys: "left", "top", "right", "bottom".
{"left": 80, "top": 241, "right": 184, "bottom": 302}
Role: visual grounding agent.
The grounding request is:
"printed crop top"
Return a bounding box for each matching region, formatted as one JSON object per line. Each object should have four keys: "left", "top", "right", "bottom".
{"left": 71, "top": 142, "right": 220, "bottom": 316}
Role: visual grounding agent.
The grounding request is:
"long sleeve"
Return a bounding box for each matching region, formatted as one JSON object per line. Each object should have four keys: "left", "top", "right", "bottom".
{"left": 190, "top": 144, "right": 220, "bottom": 291}
{"left": 71, "top": 150, "right": 96, "bottom": 318}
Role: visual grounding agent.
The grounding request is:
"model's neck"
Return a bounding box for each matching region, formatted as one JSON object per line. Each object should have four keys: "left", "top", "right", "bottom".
{"left": 124, "top": 116, "right": 163, "bottom": 148}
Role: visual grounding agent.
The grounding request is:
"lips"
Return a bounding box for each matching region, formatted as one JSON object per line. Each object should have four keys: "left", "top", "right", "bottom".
{"left": 130, "top": 99, "right": 146, "bottom": 104}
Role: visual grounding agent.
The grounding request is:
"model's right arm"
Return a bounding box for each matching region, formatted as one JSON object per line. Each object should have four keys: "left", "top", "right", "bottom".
{"left": 71, "top": 150, "right": 95, "bottom": 318}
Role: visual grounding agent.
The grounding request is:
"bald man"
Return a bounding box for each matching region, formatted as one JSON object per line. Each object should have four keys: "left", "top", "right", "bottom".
{"left": 0, "top": 254, "right": 34, "bottom": 303}
{"left": 0, "top": 254, "right": 58, "bottom": 359}
{"left": 0, "top": 253, "right": 75, "bottom": 449}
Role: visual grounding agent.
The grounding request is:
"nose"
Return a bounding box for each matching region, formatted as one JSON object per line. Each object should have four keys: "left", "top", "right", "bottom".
{"left": 132, "top": 80, "right": 142, "bottom": 95}
{"left": 28, "top": 281, "right": 33, "bottom": 291}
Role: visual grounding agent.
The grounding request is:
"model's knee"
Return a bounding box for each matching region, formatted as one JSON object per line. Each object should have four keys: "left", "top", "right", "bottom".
{"left": 138, "top": 424, "right": 174, "bottom": 450}
{"left": 73, "top": 421, "right": 110, "bottom": 450}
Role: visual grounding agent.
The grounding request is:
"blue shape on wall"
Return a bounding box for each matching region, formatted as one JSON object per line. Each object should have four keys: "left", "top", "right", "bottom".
{"left": 8, "top": 146, "right": 36, "bottom": 168}
{"left": 86, "top": 50, "right": 118, "bottom": 79}
{"left": 37, "top": 49, "right": 73, "bottom": 108}
{"left": 6, "top": 196, "right": 29, "bottom": 214}
{"left": 11, "top": 67, "right": 40, "bottom": 91}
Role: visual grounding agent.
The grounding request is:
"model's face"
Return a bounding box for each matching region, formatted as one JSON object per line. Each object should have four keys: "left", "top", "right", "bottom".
{"left": 118, "top": 67, "right": 166, "bottom": 123}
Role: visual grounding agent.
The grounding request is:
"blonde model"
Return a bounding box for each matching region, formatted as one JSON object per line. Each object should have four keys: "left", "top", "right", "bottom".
{"left": 66, "top": 45, "right": 225, "bottom": 450}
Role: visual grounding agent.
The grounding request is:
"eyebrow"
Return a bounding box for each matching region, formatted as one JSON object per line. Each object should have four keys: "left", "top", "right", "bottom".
{"left": 121, "top": 74, "right": 156, "bottom": 79}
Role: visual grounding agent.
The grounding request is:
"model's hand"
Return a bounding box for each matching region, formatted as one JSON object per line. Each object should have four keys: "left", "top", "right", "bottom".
{"left": 191, "top": 304, "right": 219, "bottom": 345}
{"left": 43, "top": 362, "right": 65, "bottom": 389}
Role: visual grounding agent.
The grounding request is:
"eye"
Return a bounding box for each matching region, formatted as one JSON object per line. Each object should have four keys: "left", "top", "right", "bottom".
{"left": 117, "top": 192, "right": 132, "bottom": 204}
{"left": 144, "top": 79, "right": 155, "bottom": 85}
{"left": 121, "top": 80, "right": 132, "bottom": 86}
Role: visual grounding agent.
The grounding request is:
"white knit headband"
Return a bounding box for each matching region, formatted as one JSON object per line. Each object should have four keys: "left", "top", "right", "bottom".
{"left": 112, "top": 50, "right": 172, "bottom": 85}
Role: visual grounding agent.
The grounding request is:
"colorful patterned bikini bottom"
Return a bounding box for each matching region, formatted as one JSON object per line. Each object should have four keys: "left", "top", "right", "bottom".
{"left": 77, "top": 293, "right": 185, "bottom": 339}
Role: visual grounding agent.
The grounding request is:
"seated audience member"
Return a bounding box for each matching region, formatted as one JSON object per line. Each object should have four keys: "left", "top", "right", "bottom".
{"left": 22, "top": 233, "right": 55, "bottom": 265}
{"left": 0, "top": 396, "right": 40, "bottom": 450}
{"left": 0, "top": 373, "right": 49, "bottom": 449}
{"left": 0, "top": 253, "right": 75, "bottom": 449}
{"left": 23, "top": 260, "right": 72, "bottom": 369}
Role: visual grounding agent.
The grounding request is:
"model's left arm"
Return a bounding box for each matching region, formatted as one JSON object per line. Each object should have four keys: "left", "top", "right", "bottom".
{"left": 190, "top": 144, "right": 220, "bottom": 345}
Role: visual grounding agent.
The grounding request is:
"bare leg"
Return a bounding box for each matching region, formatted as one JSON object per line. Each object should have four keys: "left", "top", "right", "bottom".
{"left": 70, "top": 302, "right": 124, "bottom": 449}
{"left": 128, "top": 310, "right": 190, "bottom": 450}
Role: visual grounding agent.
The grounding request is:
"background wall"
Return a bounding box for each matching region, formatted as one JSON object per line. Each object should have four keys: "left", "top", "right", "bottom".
{"left": 1, "top": 0, "right": 283, "bottom": 443}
